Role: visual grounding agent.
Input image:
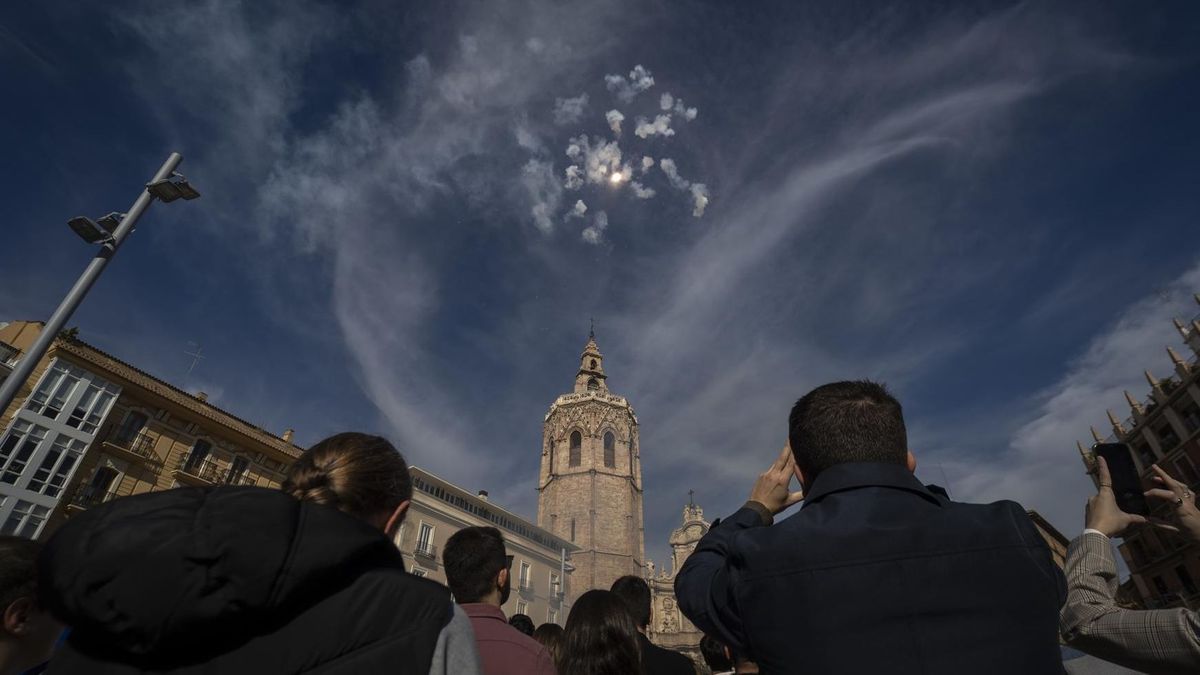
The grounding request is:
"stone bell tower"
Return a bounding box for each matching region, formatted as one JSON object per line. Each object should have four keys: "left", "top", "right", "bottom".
{"left": 537, "top": 328, "right": 646, "bottom": 595}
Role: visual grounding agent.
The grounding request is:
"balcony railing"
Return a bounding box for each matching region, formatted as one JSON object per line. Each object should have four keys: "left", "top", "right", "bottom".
{"left": 173, "top": 456, "right": 225, "bottom": 485}
{"left": 415, "top": 542, "right": 438, "bottom": 560}
{"left": 103, "top": 434, "right": 164, "bottom": 470}
{"left": 68, "top": 483, "right": 117, "bottom": 510}
{"left": 224, "top": 471, "right": 258, "bottom": 487}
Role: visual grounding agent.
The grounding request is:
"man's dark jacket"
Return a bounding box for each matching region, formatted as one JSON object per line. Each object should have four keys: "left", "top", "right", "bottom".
{"left": 39, "top": 487, "right": 456, "bottom": 673}
{"left": 674, "top": 462, "right": 1066, "bottom": 675}
{"left": 637, "top": 632, "right": 696, "bottom": 675}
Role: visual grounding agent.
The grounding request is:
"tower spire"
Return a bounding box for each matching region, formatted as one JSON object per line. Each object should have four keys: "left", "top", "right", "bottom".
{"left": 589, "top": 316, "right": 595, "bottom": 340}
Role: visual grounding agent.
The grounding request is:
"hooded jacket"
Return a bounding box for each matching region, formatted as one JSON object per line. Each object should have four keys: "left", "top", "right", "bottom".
{"left": 38, "top": 486, "right": 480, "bottom": 674}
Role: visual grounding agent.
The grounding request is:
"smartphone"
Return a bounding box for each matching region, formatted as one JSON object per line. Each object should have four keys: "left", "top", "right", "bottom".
{"left": 1093, "top": 443, "right": 1150, "bottom": 516}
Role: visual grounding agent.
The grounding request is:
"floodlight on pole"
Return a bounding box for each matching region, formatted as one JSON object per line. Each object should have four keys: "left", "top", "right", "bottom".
{"left": 0, "top": 153, "right": 199, "bottom": 416}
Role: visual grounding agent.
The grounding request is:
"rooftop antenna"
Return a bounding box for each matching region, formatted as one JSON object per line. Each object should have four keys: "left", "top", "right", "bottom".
{"left": 184, "top": 342, "right": 205, "bottom": 375}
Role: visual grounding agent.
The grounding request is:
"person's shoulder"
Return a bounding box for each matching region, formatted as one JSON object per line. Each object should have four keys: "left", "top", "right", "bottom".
{"left": 643, "top": 638, "right": 694, "bottom": 670}
{"left": 337, "top": 566, "right": 453, "bottom": 617}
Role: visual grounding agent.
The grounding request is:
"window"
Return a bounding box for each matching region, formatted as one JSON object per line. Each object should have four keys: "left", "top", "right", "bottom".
{"left": 1135, "top": 444, "right": 1155, "bottom": 468}
{"left": 1158, "top": 425, "right": 1182, "bottom": 453}
{"left": 82, "top": 466, "right": 119, "bottom": 503}
{"left": 520, "top": 561, "right": 532, "bottom": 590}
{"left": 1, "top": 500, "right": 50, "bottom": 538}
{"left": 1175, "top": 456, "right": 1199, "bottom": 486}
{"left": 1177, "top": 566, "right": 1198, "bottom": 595}
{"left": 226, "top": 456, "right": 250, "bottom": 485}
{"left": 0, "top": 422, "right": 48, "bottom": 485}
{"left": 1152, "top": 575, "right": 1170, "bottom": 597}
{"left": 516, "top": 601, "right": 527, "bottom": 616}
{"left": 603, "top": 432, "right": 615, "bottom": 468}
{"left": 548, "top": 438, "right": 554, "bottom": 473}
{"left": 1182, "top": 406, "right": 1200, "bottom": 434}
{"left": 25, "top": 363, "right": 84, "bottom": 420}
{"left": 115, "top": 411, "right": 149, "bottom": 443}
{"left": 411, "top": 566, "right": 428, "bottom": 578}
{"left": 27, "top": 435, "right": 85, "bottom": 497}
{"left": 417, "top": 523, "right": 435, "bottom": 555}
{"left": 550, "top": 572, "right": 561, "bottom": 597}
{"left": 184, "top": 440, "right": 211, "bottom": 472}
{"left": 587, "top": 377, "right": 598, "bottom": 391}
{"left": 65, "top": 382, "right": 116, "bottom": 433}
{"left": 569, "top": 431, "right": 581, "bottom": 467}
{"left": 1128, "top": 539, "right": 1149, "bottom": 567}
{"left": 548, "top": 608, "right": 558, "bottom": 625}
{"left": 569, "top": 517, "right": 576, "bottom": 542}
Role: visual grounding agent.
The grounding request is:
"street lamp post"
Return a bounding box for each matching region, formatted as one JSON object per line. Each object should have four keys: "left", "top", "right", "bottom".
{"left": 0, "top": 152, "right": 200, "bottom": 415}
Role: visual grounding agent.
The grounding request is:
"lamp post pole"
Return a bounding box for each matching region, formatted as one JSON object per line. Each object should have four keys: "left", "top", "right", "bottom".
{"left": 0, "top": 152, "right": 184, "bottom": 416}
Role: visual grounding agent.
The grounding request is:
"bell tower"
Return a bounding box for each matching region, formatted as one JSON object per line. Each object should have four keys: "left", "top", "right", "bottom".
{"left": 538, "top": 328, "right": 645, "bottom": 595}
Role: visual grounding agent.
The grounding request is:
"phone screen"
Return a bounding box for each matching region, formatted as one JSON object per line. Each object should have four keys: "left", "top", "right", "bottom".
{"left": 1093, "top": 443, "right": 1150, "bottom": 516}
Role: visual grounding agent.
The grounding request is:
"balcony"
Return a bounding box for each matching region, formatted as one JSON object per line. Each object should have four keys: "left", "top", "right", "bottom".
{"left": 172, "top": 456, "right": 226, "bottom": 486}
{"left": 66, "top": 484, "right": 117, "bottom": 513}
{"left": 102, "top": 434, "right": 164, "bottom": 472}
{"left": 414, "top": 541, "right": 438, "bottom": 561}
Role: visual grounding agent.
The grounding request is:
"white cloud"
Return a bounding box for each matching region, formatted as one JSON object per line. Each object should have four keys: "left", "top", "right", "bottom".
{"left": 566, "top": 134, "right": 623, "bottom": 185}
{"left": 641, "top": 156, "right": 655, "bottom": 173}
{"left": 564, "top": 164, "right": 584, "bottom": 189}
{"left": 582, "top": 210, "right": 609, "bottom": 244}
{"left": 568, "top": 199, "right": 588, "bottom": 218}
{"left": 658, "top": 157, "right": 690, "bottom": 190}
{"left": 630, "top": 181, "right": 656, "bottom": 199}
{"left": 660, "top": 91, "right": 697, "bottom": 120}
{"left": 606, "top": 109, "right": 625, "bottom": 135}
{"left": 689, "top": 183, "right": 709, "bottom": 216}
{"left": 634, "top": 114, "right": 675, "bottom": 139}
{"left": 660, "top": 92, "right": 674, "bottom": 110}
{"left": 553, "top": 93, "right": 588, "bottom": 125}
{"left": 522, "top": 158, "right": 562, "bottom": 233}
{"left": 605, "top": 64, "right": 656, "bottom": 103}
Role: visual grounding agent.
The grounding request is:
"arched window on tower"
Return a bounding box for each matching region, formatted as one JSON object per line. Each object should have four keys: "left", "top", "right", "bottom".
{"left": 587, "top": 377, "right": 599, "bottom": 391}
{"left": 569, "top": 431, "right": 582, "bottom": 467}
{"left": 603, "top": 432, "right": 615, "bottom": 468}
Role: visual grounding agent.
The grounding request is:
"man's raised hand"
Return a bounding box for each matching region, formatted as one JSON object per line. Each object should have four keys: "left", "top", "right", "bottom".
{"left": 749, "top": 446, "right": 805, "bottom": 516}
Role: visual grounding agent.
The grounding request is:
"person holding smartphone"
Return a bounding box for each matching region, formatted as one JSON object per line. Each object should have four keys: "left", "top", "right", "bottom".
{"left": 1060, "top": 456, "right": 1200, "bottom": 673}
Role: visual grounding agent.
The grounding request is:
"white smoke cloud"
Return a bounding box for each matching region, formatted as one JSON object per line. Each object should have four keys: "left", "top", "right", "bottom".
{"left": 641, "top": 156, "right": 655, "bottom": 173}
{"left": 568, "top": 199, "right": 588, "bottom": 218}
{"left": 553, "top": 93, "right": 589, "bottom": 125}
{"left": 659, "top": 92, "right": 697, "bottom": 120}
{"left": 604, "top": 64, "right": 655, "bottom": 103}
{"left": 658, "top": 157, "right": 689, "bottom": 189}
{"left": 566, "top": 134, "right": 623, "bottom": 185}
{"left": 581, "top": 210, "right": 609, "bottom": 244}
{"left": 689, "top": 183, "right": 709, "bottom": 216}
{"left": 521, "top": 158, "right": 562, "bottom": 233}
{"left": 564, "top": 164, "right": 584, "bottom": 189}
{"left": 630, "top": 181, "right": 656, "bottom": 199}
{"left": 634, "top": 114, "right": 674, "bottom": 139}
{"left": 606, "top": 109, "right": 625, "bottom": 135}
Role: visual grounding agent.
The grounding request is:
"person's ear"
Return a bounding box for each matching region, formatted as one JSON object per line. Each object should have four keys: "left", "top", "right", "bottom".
{"left": 497, "top": 567, "right": 509, "bottom": 589}
{"left": 788, "top": 441, "right": 810, "bottom": 491}
{"left": 3, "top": 597, "right": 34, "bottom": 635}
{"left": 384, "top": 499, "right": 410, "bottom": 536}
{"left": 906, "top": 450, "right": 918, "bottom": 473}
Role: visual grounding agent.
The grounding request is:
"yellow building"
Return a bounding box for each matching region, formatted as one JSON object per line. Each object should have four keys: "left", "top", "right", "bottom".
{"left": 0, "top": 320, "right": 301, "bottom": 538}
{"left": 1077, "top": 294, "right": 1200, "bottom": 608}
{"left": 396, "top": 467, "right": 578, "bottom": 624}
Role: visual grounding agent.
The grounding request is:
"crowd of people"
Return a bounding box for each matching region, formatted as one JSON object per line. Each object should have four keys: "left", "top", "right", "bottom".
{"left": 1, "top": 380, "right": 1199, "bottom": 674}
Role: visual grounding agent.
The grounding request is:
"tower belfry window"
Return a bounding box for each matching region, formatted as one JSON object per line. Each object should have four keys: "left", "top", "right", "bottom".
{"left": 590, "top": 359, "right": 597, "bottom": 369}
{"left": 569, "top": 431, "right": 582, "bottom": 467}
{"left": 603, "top": 432, "right": 615, "bottom": 468}
{"left": 587, "top": 377, "right": 598, "bottom": 391}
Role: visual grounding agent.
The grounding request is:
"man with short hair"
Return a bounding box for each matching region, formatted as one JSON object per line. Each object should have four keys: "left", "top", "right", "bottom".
{"left": 610, "top": 575, "right": 695, "bottom": 674}
{"left": 443, "top": 527, "right": 556, "bottom": 675}
{"left": 675, "top": 380, "right": 1066, "bottom": 674}
{"left": 0, "top": 536, "right": 62, "bottom": 675}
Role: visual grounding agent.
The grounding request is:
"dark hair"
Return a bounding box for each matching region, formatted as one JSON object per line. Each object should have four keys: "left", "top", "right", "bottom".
{"left": 509, "top": 613, "right": 535, "bottom": 636}
{"left": 0, "top": 536, "right": 39, "bottom": 612}
{"left": 533, "top": 623, "right": 565, "bottom": 663}
{"left": 700, "top": 634, "right": 733, "bottom": 672}
{"left": 609, "top": 575, "right": 651, "bottom": 628}
{"left": 282, "top": 432, "right": 412, "bottom": 521}
{"left": 788, "top": 380, "right": 907, "bottom": 477}
{"left": 558, "top": 590, "right": 641, "bottom": 675}
{"left": 443, "top": 526, "right": 507, "bottom": 603}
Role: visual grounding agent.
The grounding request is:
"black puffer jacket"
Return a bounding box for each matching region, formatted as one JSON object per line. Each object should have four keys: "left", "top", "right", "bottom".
{"left": 39, "top": 487, "right": 455, "bottom": 674}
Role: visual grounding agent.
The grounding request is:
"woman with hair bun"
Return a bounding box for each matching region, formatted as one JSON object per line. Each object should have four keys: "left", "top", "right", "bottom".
{"left": 39, "top": 432, "right": 481, "bottom": 674}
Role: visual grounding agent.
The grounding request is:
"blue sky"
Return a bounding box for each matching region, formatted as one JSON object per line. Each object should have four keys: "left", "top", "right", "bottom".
{"left": 2, "top": 1, "right": 1199, "bottom": 567}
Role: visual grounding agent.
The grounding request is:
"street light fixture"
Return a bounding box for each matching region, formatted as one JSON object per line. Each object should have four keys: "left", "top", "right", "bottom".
{"left": 0, "top": 153, "right": 199, "bottom": 416}
{"left": 146, "top": 172, "right": 201, "bottom": 202}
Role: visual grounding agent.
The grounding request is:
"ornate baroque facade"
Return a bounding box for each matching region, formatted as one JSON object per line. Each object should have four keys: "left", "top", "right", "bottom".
{"left": 649, "top": 501, "right": 711, "bottom": 666}
{"left": 537, "top": 332, "right": 646, "bottom": 593}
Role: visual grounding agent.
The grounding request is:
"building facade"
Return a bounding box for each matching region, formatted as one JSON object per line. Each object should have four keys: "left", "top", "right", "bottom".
{"left": 537, "top": 331, "right": 647, "bottom": 594}
{"left": 649, "top": 499, "right": 711, "bottom": 667}
{"left": 0, "top": 321, "right": 301, "bottom": 538}
{"left": 395, "top": 467, "right": 578, "bottom": 624}
{"left": 1077, "top": 294, "right": 1200, "bottom": 609}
